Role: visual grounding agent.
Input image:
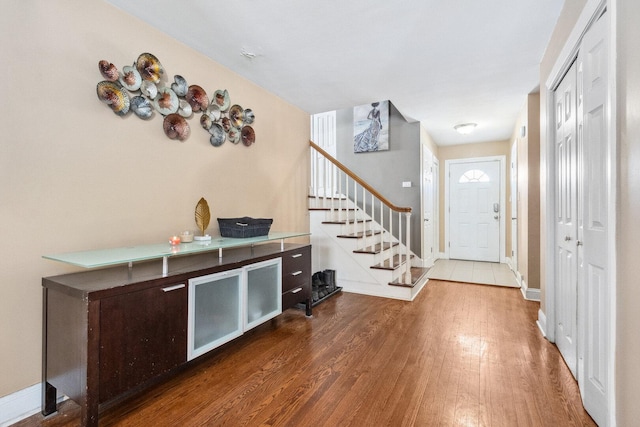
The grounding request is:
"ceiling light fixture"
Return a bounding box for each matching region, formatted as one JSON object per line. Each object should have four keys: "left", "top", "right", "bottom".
{"left": 454, "top": 123, "right": 477, "bottom": 135}
{"left": 240, "top": 48, "right": 256, "bottom": 60}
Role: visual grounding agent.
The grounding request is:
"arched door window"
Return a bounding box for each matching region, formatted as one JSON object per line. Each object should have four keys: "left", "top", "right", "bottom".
{"left": 459, "top": 169, "right": 490, "bottom": 183}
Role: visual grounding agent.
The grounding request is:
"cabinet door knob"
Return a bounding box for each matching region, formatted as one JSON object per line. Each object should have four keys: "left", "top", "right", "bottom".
{"left": 162, "top": 284, "right": 185, "bottom": 292}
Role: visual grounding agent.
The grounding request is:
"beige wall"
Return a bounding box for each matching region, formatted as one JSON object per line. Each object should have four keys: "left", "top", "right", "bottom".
{"left": 437, "top": 140, "right": 511, "bottom": 255}
{"left": 0, "top": 1, "right": 310, "bottom": 397}
{"left": 420, "top": 123, "right": 440, "bottom": 159}
{"left": 510, "top": 93, "right": 541, "bottom": 289}
{"left": 616, "top": 0, "right": 640, "bottom": 422}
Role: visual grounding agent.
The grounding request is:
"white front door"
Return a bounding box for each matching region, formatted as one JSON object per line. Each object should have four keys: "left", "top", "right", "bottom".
{"left": 578, "top": 11, "right": 610, "bottom": 426}
{"left": 554, "top": 60, "right": 579, "bottom": 378}
{"left": 422, "top": 145, "right": 436, "bottom": 267}
{"left": 448, "top": 160, "right": 501, "bottom": 262}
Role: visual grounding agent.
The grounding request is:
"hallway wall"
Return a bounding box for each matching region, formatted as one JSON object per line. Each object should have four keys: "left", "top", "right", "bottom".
{"left": 511, "top": 93, "right": 541, "bottom": 290}
{"left": 0, "top": 0, "right": 310, "bottom": 399}
{"left": 616, "top": 0, "right": 640, "bottom": 422}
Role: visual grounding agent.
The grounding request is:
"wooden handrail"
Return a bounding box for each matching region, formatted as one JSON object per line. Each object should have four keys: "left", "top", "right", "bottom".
{"left": 310, "top": 140, "right": 412, "bottom": 213}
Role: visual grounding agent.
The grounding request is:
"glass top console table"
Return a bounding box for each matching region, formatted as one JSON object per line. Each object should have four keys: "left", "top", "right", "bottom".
{"left": 43, "top": 232, "right": 310, "bottom": 276}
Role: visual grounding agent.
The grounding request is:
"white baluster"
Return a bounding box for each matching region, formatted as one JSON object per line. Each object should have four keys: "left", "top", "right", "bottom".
{"left": 405, "top": 212, "right": 412, "bottom": 283}
{"left": 353, "top": 179, "right": 358, "bottom": 237}
{"left": 338, "top": 168, "right": 343, "bottom": 223}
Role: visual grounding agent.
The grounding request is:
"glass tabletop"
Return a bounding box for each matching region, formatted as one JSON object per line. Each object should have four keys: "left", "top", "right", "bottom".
{"left": 43, "top": 232, "right": 310, "bottom": 269}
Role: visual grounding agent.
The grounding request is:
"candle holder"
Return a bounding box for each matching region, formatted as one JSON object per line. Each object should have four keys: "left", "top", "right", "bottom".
{"left": 180, "top": 231, "right": 194, "bottom": 243}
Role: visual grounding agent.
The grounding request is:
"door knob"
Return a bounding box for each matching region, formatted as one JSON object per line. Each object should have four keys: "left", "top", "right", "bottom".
{"left": 577, "top": 240, "right": 583, "bottom": 246}
{"left": 494, "top": 215, "right": 499, "bottom": 220}
{"left": 565, "top": 235, "right": 571, "bottom": 241}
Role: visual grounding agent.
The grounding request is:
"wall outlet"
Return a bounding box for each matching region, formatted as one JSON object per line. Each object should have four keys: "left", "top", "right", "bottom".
{"left": 402, "top": 181, "right": 412, "bottom": 188}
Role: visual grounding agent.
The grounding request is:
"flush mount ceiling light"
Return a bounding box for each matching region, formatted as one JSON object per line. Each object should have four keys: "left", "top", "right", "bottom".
{"left": 240, "top": 48, "right": 257, "bottom": 59}
{"left": 454, "top": 123, "right": 477, "bottom": 135}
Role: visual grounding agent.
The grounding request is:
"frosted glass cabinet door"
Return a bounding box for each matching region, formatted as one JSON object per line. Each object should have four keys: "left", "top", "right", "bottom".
{"left": 188, "top": 269, "right": 243, "bottom": 360}
{"left": 245, "top": 258, "right": 282, "bottom": 331}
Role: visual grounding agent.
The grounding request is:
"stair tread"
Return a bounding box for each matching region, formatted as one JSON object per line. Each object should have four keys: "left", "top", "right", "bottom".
{"left": 322, "top": 219, "right": 372, "bottom": 225}
{"left": 389, "top": 267, "right": 430, "bottom": 288}
{"left": 337, "top": 230, "right": 382, "bottom": 239}
{"left": 308, "top": 195, "right": 347, "bottom": 200}
{"left": 353, "top": 242, "right": 398, "bottom": 254}
{"left": 308, "top": 207, "right": 357, "bottom": 211}
{"left": 370, "top": 254, "right": 414, "bottom": 270}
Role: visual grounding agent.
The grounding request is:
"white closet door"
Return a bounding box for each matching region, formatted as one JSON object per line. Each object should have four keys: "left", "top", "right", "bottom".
{"left": 554, "top": 61, "right": 578, "bottom": 378}
{"left": 578, "top": 11, "right": 610, "bottom": 426}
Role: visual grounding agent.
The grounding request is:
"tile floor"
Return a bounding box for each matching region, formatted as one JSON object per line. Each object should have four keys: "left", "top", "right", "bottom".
{"left": 426, "top": 259, "right": 519, "bottom": 288}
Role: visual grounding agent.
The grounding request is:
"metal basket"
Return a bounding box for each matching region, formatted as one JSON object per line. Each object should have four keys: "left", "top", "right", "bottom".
{"left": 217, "top": 217, "right": 273, "bottom": 238}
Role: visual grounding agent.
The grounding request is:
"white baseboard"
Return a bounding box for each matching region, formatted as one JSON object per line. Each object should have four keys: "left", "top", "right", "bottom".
{"left": 0, "top": 384, "right": 41, "bottom": 426}
{"left": 518, "top": 278, "right": 540, "bottom": 301}
{"left": 0, "top": 384, "right": 66, "bottom": 426}
{"left": 536, "top": 309, "right": 547, "bottom": 338}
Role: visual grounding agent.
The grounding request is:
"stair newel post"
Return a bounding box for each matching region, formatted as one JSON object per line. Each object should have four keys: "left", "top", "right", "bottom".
{"left": 405, "top": 211, "right": 411, "bottom": 283}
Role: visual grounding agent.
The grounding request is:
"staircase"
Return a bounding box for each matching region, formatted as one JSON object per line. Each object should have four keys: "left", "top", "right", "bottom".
{"left": 309, "top": 141, "right": 429, "bottom": 301}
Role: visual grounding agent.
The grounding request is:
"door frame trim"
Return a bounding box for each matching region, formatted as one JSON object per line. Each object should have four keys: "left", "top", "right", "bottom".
{"left": 444, "top": 155, "right": 506, "bottom": 263}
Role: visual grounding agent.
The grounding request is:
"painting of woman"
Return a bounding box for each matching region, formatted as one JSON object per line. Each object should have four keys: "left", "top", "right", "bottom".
{"left": 353, "top": 100, "right": 389, "bottom": 152}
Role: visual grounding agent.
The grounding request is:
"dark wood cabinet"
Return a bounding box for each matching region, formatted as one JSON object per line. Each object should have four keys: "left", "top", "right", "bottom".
{"left": 281, "top": 245, "right": 312, "bottom": 315}
{"left": 98, "top": 282, "right": 187, "bottom": 401}
{"left": 42, "top": 243, "right": 311, "bottom": 427}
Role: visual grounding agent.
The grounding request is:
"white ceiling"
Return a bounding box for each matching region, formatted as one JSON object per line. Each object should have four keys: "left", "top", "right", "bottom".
{"left": 104, "top": 0, "right": 564, "bottom": 146}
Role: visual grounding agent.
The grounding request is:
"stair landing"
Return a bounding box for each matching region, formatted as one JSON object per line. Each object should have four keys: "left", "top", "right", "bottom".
{"left": 389, "top": 267, "right": 430, "bottom": 288}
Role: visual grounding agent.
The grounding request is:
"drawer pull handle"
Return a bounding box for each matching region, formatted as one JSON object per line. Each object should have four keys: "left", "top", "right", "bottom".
{"left": 292, "top": 253, "right": 303, "bottom": 258}
{"left": 291, "top": 271, "right": 303, "bottom": 276}
{"left": 292, "top": 287, "right": 303, "bottom": 294}
{"left": 162, "top": 284, "right": 185, "bottom": 292}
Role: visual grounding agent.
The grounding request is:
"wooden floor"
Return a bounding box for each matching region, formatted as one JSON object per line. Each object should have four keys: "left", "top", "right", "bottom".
{"left": 17, "top": 280, "right": 595, "bottom": 427}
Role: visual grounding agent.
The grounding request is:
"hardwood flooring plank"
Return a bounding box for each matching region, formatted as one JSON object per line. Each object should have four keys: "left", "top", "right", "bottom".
{"left": 16, "top": 280, "right": 596, "bottom": 427}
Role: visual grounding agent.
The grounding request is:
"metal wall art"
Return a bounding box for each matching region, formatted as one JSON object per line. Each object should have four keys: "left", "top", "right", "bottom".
{"left": 96, "top": 53, "right": 256, "bottom": 147}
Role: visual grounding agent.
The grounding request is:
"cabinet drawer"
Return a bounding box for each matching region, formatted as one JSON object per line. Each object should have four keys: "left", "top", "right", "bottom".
{"left": 281, "top": 247, "right": 310, "bottom": 274}
{"left": 282, "top": 283, "right": 309, "bottom": 310}
{"left": 282, "top": 247, "right": 311, "bottom": 293}
{"left": 282, "top": 266, "right": 310, "bottom": 292}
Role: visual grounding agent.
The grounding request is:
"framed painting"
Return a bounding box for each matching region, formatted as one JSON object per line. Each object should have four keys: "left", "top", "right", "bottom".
{"left": 353, "top": 100, "right": 389, "bottom": 153}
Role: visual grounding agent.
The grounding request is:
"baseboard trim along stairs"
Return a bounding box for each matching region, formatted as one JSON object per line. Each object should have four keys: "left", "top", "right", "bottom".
{"left": 309, "top": 196, "right": 428, "bottom": 301}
